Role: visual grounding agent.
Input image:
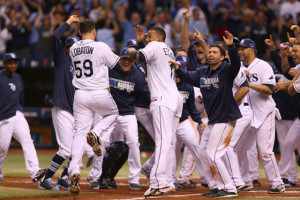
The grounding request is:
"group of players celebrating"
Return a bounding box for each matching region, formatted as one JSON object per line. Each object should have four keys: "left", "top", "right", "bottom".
{"left": 1, "top": 4, "right": 300, "bottom": 199}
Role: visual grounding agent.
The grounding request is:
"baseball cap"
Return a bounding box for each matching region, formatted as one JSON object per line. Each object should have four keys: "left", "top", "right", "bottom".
{"left": 3, "top": 53, "right": 20, "bottom": 62}
{"left": 120, "top": 47, "right": 130, "bottom": 58}
{"left": 176, "top": 55, "right": 189, "bottom": 71}
{"left": 65, "top": 37, "right": 80, "bottom": 48}
{"left": 277, "top": 42, "right": 292, "bottom": 50}
{"left": 238, "top": 38, "right": 256, "bottom": 50}
{"left": 193, "top": 36, "right": 209, "bottom": 46}
{"left": 126, "top": 39, "right": 139, "bottom": 48}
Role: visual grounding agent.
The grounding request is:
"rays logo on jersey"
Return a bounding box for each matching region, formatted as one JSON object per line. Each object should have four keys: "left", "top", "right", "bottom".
{"left": 200, "top": 77, "right": 220, "bottom": 89}
{"left": 110, "top": 78, "right": 135, "bottom": 93}
{"left": 179, "top": 91, "right": 189, "bottom": 103}
{"left": 8, "top": 83, "right": 16, "bottom": 91}
{"left": 249, "top": 73, "right": 258, "bottom": 82}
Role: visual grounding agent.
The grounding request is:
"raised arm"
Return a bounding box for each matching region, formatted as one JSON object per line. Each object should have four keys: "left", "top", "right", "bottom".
{"left": 180, "top": 5, "right": 190, "bottom": 51}
{"left": 193, "top": 27, "right": 209, "bottom": 60}
{"left": 53, "top": 15, "right": 80, "bottom": 39}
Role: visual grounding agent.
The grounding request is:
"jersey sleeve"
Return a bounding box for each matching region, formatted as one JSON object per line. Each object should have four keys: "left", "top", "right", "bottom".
{"left": 139, "top": 42, "right": 156, "bottom": 63}
{"left": 293, "top": 75, "right": 300, "bottom": 93}
{"left": 233, "top": 71, "right": 247, "bottom": 88}
{"left": 228, "top": 45, "right": 241, "bottom": 80}
{"left": 261, "top": 63, "right": 276, "bottom": 86}
{"left": 102, "top": 43, "right": 120, "bottom": 69}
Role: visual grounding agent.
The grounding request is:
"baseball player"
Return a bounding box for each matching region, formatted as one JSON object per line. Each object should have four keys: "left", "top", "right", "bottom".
{"left": 36, "top": 16, "right": 80, "bottom": 191}
{"left": 0, "top": 53, "right": 46, "bottom": 183}
{"left": 108, "top": 47, "right": 150, "bottom": 190}
{"left": 235, "top": 38, "right": 284, "bottom": 194}
{"left": 174, "top": 30, "right": 241, "bottom": 198}
{"left": 68, "top": 18, "right": 119, "bottom": 195}
{"left": 212, "top": 41, "right": 253, "bottom": 191}
{"left": 127, "top": 26, "right": 183, "bottom": 198}
{"left": 274, "top": 43, "right": 300, "bottom": 187}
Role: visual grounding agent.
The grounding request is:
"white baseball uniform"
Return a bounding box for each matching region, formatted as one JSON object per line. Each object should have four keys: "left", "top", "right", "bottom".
{"left": 68, "top": 39, "right": 119, "bottom": 177}
{"left": 139, "top": 41, "right": 183, "bottom": 189}
{"left": 223, "top": 70, "right": 253, "bottom": 187}
{"left": 235, "top": 58, "right": 283, "bottom": 188}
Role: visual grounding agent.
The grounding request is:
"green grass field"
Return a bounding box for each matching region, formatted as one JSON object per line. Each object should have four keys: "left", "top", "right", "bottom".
{"left": 1, "top": 151, "right": 300, "bottom": 200}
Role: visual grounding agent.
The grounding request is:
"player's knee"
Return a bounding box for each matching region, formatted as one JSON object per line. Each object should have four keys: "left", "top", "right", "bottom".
{"left": 57, "top": 149, "right": 71, "bottom": 160}
{"left": 259, "top": 151, "right": 273, "bottom": 160}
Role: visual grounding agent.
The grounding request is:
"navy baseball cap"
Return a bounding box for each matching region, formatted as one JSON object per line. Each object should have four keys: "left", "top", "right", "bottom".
{"left": 3, "top": 53, "right": 20, "bottom": 62}
{"left": 193, "top": 36, "right": 209, "bottom": 46}
{"left": 126, "top": 39, "right": 139, "bottom": 48}
{"left": 176, "top": 55, "right": 189, "bottom": 71}
{"left": 277, "top": 42, "right": 292, "bottom": 50}
{"left": 238, "top": 38, "right": 256, "bottom": 50}
{"left": 65, "top": 37, "right": 80, "bottom": 48}
{"left": 120, "top": 47, "right": 130, "bottom": 58}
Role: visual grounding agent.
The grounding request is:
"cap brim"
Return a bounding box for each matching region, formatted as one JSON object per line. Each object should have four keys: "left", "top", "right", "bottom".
{"left": 4, "top": 58, "right": 20, "bottom": 62}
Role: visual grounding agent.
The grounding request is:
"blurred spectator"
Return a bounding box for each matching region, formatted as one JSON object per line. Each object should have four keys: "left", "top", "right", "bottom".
{"left": 195, "top": 0, "right": 212, "bottom": 30}
{"left": 250, "top": 10, "right": 271, "bottom": 59}
{"left": 278, "top": 0, "right": 300, "bottom": 34}
{"left": 225, "top": 0, "right": 244, "bottom": 38}
{"left": 280, "top": 14, "right": 295, "bottom": 43}
{"left": 212, "top": 0, "right": 229, "bottom": 41}
{"left": 172, "top": 22, "right": 182, "bottom": 49}
{"left": 96, "top": 10, "right": 119, "bottom": 51}
{"left": 238, "top": 8, "right": 254, "bottom": 39}
{"left": 170, "top": 0, "right": 186, "bottom": 19}
{"left": 189, "top": 7, "right": 211, "bottom": 43}
{"left": 65, "top": 0, "right": 84, "bottom": 17}
{"left": 257, "top": 0, "right": 277, "bottom": 35}
{"left": 0, "top": 16, "right": 12, "bottom": 55}
{"left": 174, "top": 0, "right": 206, "bottom": 26}
{"left": 153, "top": 7, "right": 173, "bottom": 48}
{"left": 34, "top": 5, "right": 54, "bottom": 67}
{"left": 144, "top": 0, "right": 155, "bottom": 29}
{"left": 117, "top": 3, "right": 146, "bottom": 48}
{"left": 88, "top": 0, "right": 102, "bottom": 22}
{"left": 7, "top": 11, "right": 31, "bottom": 61}
{"left": 6, "top": 0, "right": 30, "bottom": 17}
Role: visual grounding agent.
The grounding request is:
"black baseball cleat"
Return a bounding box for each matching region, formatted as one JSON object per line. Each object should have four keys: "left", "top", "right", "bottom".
{"left": 268, "top": 185, "right": 285, "bottom": 194}
{"left": 202, "top": 188, "right": 219, "bottom": 197}
{"left": 213, "top": 190, "right": 238, "bottom": 197}
{"left": 70, "top": 173, "right": 80, "bottom": 195}
{"left": 107, "top": 178, "right": 117, "bottom": 189}
{"left": 99, "top": 179, "right": 108, "bottom": 189}
{"left": 252, "top": 179, "right": 261, "bottom": 187}
{"left": 87, "top": 131, "right": 102, "bottom": 156}
{"left": 32, "top": 168, "right": 48, "bottom": 182}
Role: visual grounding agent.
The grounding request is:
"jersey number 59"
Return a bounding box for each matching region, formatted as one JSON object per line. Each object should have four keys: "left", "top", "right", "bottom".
{"left": 73, "top": 59, "right": 93, "bottom": 78}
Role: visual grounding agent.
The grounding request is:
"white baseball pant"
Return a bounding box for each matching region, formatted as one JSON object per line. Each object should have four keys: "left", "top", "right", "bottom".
{"left": 68, "top": 89, "right": 118, "bottom": 177}
{"left": 199, "top": 121, "right": 237, "bottom": 192}
{"left": 278, "top": 118, "right": 300, "bottom": 183}
{"left": 236, "top": 111, "right": 283, "bottom": 187}
{"left": 52, "top": 106, "right": 74, "bottom": 159}
{"left": 149, "top": 106, "right": 179, "bottom": 189}
{"left": 247, "top": 141, "right": 259, "bottom": 181}
{"left": 0, "top": 111, "right": 40, "bottom": 180}
{"left": 223, "top": 105, "right": 253, "bottom": 187}
{"left": 134, "top": 107, "right": 155, "bottom": 140}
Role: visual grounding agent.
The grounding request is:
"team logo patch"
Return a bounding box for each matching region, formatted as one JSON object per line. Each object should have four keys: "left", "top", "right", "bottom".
{"left": 109, "top": 78, "right": 135, "bottom": 93}
{"left": 9, "top": 83, "right": 16, "bottom": 91}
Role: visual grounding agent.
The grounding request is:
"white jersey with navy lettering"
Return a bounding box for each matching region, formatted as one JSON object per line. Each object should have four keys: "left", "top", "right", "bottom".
{"left": 241, "top": 58, "right": 276, "bottom": 128}
{"left": 140, "top": 41, "right": 183, "bottom": 117}
{"left": 233, "top": 70, "right": 249, "bottom": 107}
{"left": 70, "top": 39, "right": 119, "bottom": 90}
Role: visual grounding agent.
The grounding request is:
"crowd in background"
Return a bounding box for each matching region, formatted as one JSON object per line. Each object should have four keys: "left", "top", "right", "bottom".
{"left": 0, "top": 0, "right": 300, "bottom": 67}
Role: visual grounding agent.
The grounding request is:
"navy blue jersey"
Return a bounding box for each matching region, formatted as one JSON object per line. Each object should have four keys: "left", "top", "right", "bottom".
{"left": 109, "top": 65, "right": 150, "bottom": 116}
{"left": 135, "top": 62, "right": 150, "bottom": 108}
{"left": 177, "top": 81, "right": 202, "bottom": 124}
{"left": 176, "top": 45, "right": 242, "bottom": 125}
{"left": 0, "top": 70, "right": 24, "bottom": 121}
{"left": 52, "top": 23, "right": 75, "bottom": 114}
{"left": 187, "top": 45, "right": 209, "bottom": 71}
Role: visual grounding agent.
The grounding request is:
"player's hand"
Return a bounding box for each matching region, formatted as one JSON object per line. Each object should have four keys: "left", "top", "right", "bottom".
{"left": 291, "top": 25, "right": 300, "bottom": 35}
{"left": 274, "top": 82, "right": 288, "bottom": 93}
{"left": 169, "top": 59, "right": 179, "bottom": 70}
{"left": 193, "top": 27, "right": 204, "bottom": 43}
{"left": 183, "top": 5, "right": 190, "bottom": 21}
{"left": 223, "top": 31, "right": 233, "bottom": 46}
{"left": 288, "top": 68, "right": 298, "bottom": 77}
{"left": 135, "top": 25, "right": 146, "bottom": 43}
{"left": 280, "top": 45, "right": 291, "bottom": 57}
{"left": 287, "top": 32, "right": 297, "bottom": 45}
{"left": 127, "top": 47, "right": 136, "bottom": 57}
{"left": 199, "top": 123, "right": 207, "bottom": 129}
{"left": 264, "top": 35, "right": 275, "bottom": 51}
{"left": 66, "top": 15, "right": 80, "bottom": 25}
{"left": 243, "top": 70, "right": 250, "bottom": 77}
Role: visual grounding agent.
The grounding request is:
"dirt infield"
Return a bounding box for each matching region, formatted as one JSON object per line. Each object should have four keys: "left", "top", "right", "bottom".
{"left": 1, "top": 177, "right": 300, "bottom": 200}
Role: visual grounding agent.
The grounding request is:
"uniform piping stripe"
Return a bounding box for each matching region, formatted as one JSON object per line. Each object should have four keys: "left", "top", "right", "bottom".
{"left": 154, "top": 106, "right": 163, "bottom": 188}
{"left": 111, "top": 57, "right": 120, "bottom": 69}
{"left": 214, "top": 123, "right": 228, "bottom": 190}
{"left": 225, "top": 151, "right": 236, "bottom": 186}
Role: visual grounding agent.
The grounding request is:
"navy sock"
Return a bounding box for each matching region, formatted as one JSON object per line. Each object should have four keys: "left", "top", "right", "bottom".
{"left": 43, "top": 154, "right": 65, "bottom": 181}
